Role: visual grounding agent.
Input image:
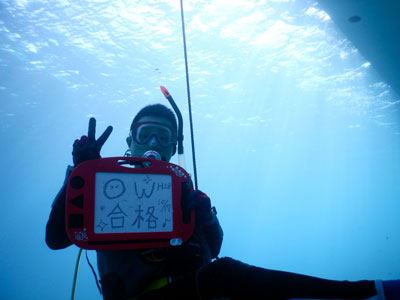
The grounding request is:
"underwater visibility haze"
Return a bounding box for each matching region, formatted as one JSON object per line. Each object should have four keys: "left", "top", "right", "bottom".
{"left": 1, "top": 0, "right": 400, "bottom": 299}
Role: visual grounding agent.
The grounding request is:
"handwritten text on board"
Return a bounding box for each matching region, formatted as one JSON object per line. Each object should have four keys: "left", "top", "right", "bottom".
{"left": 94, "top": 172, "right": 173, "bottom": 234}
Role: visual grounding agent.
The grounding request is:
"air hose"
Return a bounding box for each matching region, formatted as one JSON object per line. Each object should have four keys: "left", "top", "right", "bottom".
{"left": 71, "top": 248, "right": 83, "bottom": 300}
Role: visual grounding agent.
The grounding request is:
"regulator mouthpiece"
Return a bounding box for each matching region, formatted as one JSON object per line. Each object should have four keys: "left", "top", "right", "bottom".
{"left": 143, "top": 150, "right": 161, "bottom": 160}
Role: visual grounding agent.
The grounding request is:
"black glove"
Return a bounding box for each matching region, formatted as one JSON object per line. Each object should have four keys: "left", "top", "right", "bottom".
{"left": 186, "top": 190, "right": 213, "bottom": 224}
{"left": 72, "top": 117, "right": 113, "bottom": 166}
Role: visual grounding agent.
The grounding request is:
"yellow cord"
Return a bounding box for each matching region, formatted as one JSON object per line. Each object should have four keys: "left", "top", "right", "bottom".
{"left": 71, "top": 248, "right": 83, "bottom": 300}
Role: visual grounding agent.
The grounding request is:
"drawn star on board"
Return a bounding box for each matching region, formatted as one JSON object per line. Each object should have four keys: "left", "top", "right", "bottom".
{"left": 97, "top": 219, "right": 108, "bottom": 232}
{"left": 143, "top": 175, "right": 152, "bottom": 184}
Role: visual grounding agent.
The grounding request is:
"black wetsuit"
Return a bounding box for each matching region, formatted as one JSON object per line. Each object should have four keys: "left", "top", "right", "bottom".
{"left": 46, "top": 167, "right": 377, "bottom": 300}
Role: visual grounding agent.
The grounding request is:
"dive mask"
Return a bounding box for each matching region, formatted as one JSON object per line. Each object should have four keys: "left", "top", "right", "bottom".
{"left": 131, "top": 121, "right": 177, "bottom": 148}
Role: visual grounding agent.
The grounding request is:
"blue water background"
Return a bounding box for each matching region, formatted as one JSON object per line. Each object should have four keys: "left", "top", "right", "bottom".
{"left": 1, "top": 0, "right": 400, "bottom": 299}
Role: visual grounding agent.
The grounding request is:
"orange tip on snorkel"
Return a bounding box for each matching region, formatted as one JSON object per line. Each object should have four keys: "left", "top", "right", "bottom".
{"left": 160, "top": 86, "right": 171, "bottom": 99}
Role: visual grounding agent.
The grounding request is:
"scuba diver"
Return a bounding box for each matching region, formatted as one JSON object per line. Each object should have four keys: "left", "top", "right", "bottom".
{"left": 46, "top": 103, "right": 400, "bottom": 300}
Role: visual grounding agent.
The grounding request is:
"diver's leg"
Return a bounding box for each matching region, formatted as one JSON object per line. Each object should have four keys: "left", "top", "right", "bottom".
{"left": 196, "top": 257, "right": 376, "bottom": 300}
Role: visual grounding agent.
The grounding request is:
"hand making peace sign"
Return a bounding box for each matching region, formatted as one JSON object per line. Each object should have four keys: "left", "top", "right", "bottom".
{"left": 72, "top": 118, "right": 113, "bottom": 166}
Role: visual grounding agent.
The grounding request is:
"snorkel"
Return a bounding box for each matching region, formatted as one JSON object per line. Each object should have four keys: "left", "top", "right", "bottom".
{"left": 160, "top": 86, "right": 186, "bottom": 170}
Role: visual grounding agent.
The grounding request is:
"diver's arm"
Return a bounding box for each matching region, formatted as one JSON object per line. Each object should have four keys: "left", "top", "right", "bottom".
{"left": 202, "top": 208, "right": 223, "bottom": 259}
{"left": 185, "top": 189, "right": 224, "bottom": 258}
{"left": 45, "top": 166, "right": 73, "bottom": 250}
{"left": 46, "top": 118, "right": 113, "bottom": 250}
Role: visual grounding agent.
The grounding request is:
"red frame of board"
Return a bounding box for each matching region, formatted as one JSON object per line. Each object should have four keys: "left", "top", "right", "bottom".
{"left": 65, "top": 157, "right": 195, "bottom": 250}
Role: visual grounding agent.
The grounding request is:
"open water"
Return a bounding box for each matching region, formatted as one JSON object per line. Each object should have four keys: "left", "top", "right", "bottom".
{"left": 1, "top": 0, "right": 399, "bottom": 299}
